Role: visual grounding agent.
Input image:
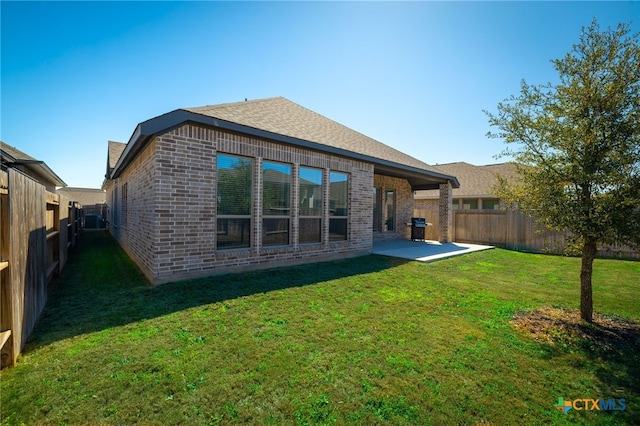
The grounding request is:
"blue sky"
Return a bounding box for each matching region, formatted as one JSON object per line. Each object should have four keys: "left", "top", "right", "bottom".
{"left": 2, "top": 1, "right": 638, "bottom": 188}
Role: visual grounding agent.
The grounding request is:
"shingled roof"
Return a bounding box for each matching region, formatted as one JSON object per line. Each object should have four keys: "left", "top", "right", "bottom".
{"left": 415, "top": 162, "right": 518, "bottom": 199}
{"left": 1, "top": 141, "right": 66, "bottom": 187}
{"left": 107, "top": 141, "right": 126, "bottom": 177}
{"left": 185, "top": 97, "right": 446, "bottom": 174}
{"left": 57, "top": 187, "right": 106, "bottom": 205}
{"left": 111, "top": 97, "right": 458, "bottom": 190}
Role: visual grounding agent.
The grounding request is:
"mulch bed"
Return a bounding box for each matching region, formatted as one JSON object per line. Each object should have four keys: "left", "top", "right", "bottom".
{"left": 510, "top": 306, "right": 640, "bottom": 352}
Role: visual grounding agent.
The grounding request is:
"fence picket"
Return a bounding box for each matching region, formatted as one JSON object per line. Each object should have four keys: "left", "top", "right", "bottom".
{"left": 414, "top": 208, "right": 638, "bottom": 259}
{"left": 0, "top": 169, "right": 81, "bottom": 369}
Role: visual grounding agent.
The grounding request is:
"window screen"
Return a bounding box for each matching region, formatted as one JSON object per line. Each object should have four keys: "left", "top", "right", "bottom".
{"left": 299, "top": 167, "right": 323, "bottom": 243}
{"left": 373, "top": 187, "right": 381, "bottom": 232}
{"left": 329, "top": 171, "right": 348, "bottom": 241}
{"left": 217, "top": 154, "right": 252, "bottom": 216}
{"left": 217, "top": 154, "right": 252, "bottom": 249}
{"left": 263, "top": 161, "right": 291, "bottom": 246}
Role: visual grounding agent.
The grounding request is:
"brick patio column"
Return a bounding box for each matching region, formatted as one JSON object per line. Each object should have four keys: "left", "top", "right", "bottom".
{"left": 438, "top": 181, "right": 453, "bottom": 243}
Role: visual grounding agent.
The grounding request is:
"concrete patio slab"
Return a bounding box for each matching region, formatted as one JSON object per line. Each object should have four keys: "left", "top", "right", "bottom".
{"left": 372, "top": 239, "right": 493, "bottom": 262}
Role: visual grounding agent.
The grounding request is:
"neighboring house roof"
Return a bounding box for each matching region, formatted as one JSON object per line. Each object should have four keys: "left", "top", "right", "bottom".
{"left": 107, "top": 141, "right": 127, "bottom": 177}
{"left": 1, "top": 141, "right": 67, "bottom": 187}
{"left": 57, "top": 187, "right": 106, "bottom": 205}
{"left": 480, "top": 162, "right": 521, "bottom": 178}
{"left": 415, "top": 162, "right": 519, "bottom": 199}
{"left": 111, "top": 97, "right": 459, "bottom": 191}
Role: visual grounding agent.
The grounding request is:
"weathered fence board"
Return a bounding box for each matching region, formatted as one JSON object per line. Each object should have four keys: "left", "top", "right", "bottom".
{"left": 455, "top": 211, "right": 507, "bottom": 246}
{"left": 0, "top": 168, "right": 81, "bottom": 368}
{"left": 1, "top": 170, "right": 11, "bottom": 367}
{"left": 414, "top": 208, "right": 639, "bottom": 259}
{"left": 6, "top": 168, "right": 47, "bottom": 367}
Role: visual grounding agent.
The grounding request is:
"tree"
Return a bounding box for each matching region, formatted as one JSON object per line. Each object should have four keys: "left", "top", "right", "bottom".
{"left": 485, "top": 20, "right": 640, "bottom": 323}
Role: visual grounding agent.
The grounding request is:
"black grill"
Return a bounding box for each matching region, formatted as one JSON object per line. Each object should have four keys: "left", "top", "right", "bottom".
{"left": 411, "top": 217, "right": 426, "bottom": 241}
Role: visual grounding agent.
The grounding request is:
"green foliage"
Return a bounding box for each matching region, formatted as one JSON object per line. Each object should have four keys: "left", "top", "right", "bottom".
{"left": 486, "top": 20, "right": 640, "bottom": 249}
{"left": 486, "top": 19, "right": 640, "bottom": 322}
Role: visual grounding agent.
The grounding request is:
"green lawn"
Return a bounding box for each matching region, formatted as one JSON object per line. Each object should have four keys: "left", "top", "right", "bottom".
{"left": 1, "top": 231, "right": 639, "bottom": 425}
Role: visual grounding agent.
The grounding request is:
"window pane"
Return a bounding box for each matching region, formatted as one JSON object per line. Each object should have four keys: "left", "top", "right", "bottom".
{"left": 299, "top": 167, "right": 323, "bottom": 216}
{"left": 483, "top": 199, "right": 500, "bottom": 210}
{"left": 263, "top": 218, "right": 289, "bottom": 246}
{"left": 463, "top": 199, "right": 478, "bottom": 210}
{"left": 329, "top": 172, "right": 348, "bottom": 217}
{"left": 299, "top": 218, "right": 321, "bottom": 243}
{"left": 329, "top": 218, "right": 347, "bottom": 241}
{"left": 384, "top": 190, "right": 395, "bottom": 231}
{"left": 373, "top": 187, "right": 381, "bottom": 232}
{"left": 122, "top": 183, "right": 128, "bottom": 226}
{"left": 217, "top": 218, "right": 251, "bottom": 249}
{"left": 112, "top": 187, "right": 118, "bottom": 226}
{"left": 217, "top": 154, "right": 252, "bottom": 215}
{"left": 263, "top": 161, "right": 291, "bottom": 216}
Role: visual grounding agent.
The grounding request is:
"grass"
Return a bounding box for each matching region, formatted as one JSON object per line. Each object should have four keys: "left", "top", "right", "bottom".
{"left": 1, "top": 231, "right": 639, "bottom": 425}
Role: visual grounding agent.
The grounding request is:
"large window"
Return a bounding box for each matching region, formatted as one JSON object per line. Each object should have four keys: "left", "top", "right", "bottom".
{"left": 121, "top": 183, "right": 128, "bottom": 226}
{"left": 299, "top": 167, "right": 323, "bottom": 243}
{"left": 217, "top": 154, "right": 252, "bottom": 249}
{"left": 263, "top": 161, "right": 291, "bottom": 246}
{"left": 112, "top": 186, "right": 119, "bottom": 227}
{"left": 329, "top": 171, "right": 348, "bottom": 241}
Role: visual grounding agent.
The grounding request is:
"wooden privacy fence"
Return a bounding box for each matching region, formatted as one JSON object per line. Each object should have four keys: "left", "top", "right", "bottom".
{"left": 0, "top": 168, "right": 81, "bottom": 369}
{"left": 414, "top": 208, "right": 639, "bottom": 260}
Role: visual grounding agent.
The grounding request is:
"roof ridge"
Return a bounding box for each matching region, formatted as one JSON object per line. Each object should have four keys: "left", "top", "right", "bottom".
{"left": 58, "top": 187, "right": 105, "bottom": 192}
{"left": 186, "top": 96, "right": 285, "bottom": 111}
{"left": 479, "top": 162, "right": 510, "bottom": 167}
{"left": 434, "top": 161, "right": 476, "bottom": 167}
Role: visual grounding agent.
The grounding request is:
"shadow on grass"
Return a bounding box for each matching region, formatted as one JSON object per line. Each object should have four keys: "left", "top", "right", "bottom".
{"left": 575, "top": 320, "right": 640, "bottom": 424}
{"left": 513, "top": 307, "right": 640, "bottom": 424}
{"left": 25, "top": 231, "right": 407, "bottom": 351}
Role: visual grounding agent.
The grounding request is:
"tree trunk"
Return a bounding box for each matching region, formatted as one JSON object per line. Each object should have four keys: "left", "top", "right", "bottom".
{"left": 580, "top": 238, "right": 597, "bottom": 323}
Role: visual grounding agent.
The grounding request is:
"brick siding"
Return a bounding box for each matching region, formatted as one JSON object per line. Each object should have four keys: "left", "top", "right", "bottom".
{"left": 107, "top": 124, "right": 379, "bottom": 284}
{"left": 112, "top": 139, "right": 158, "bottom": 280}
{"left": 414, "top": 198, "right": 439, "bottom": 211}
{"left": 372, "top": 174, "right": 414, "bottom": 241}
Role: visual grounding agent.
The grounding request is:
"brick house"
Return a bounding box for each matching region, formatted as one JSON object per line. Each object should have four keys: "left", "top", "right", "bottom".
{"left": 56, "top": 187, "right": 106, "bottom": 205}
{"left": 103, "top": 97, "right": 459, "bottom": 284}
{"left": 413, "top": 162, "right": 519, "bottom": 241}
{"left": 415, "top": 162, "right": 518, "bottom": 211}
